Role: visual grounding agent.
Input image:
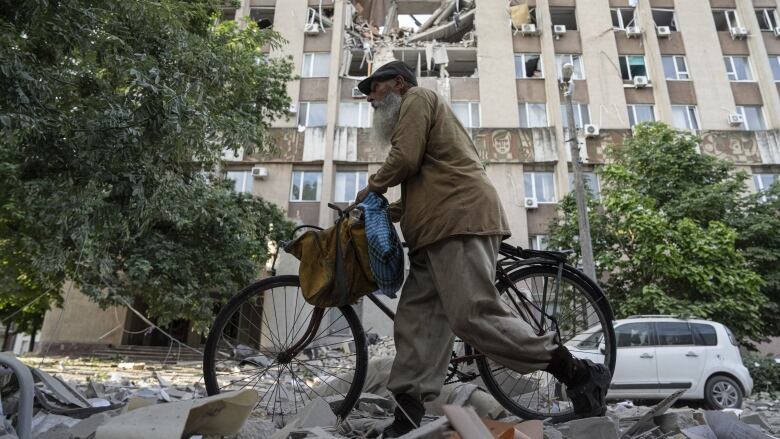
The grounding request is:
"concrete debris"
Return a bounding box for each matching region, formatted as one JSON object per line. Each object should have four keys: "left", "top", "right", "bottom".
{"left": 290, "top": 398, "right": 337, "bottom": 429}
{"left": 568, "top": 417, "right": 619, "bottom": 439}
{"left": 703, "top": 410, "right": 775, "bottom": 439}
{"left": 620, "top": 389, "right": 686, "bottom": 438}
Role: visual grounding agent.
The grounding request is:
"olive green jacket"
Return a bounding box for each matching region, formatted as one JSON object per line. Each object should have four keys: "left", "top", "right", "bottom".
{"left": 367, "top": 87, "right": 511, "bottom": 252}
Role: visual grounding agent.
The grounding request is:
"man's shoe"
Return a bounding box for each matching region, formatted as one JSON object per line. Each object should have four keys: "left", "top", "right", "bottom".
{"left": 382, "top": 393, "right": 424, "bottom": 438}
{"left": 544, "top": 345, "right": 611, "bottom": 418}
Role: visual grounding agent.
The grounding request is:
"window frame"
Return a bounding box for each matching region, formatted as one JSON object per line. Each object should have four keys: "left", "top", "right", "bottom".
{"left": 515, "top": 53, "right": 544, "bottom": 79}
{"left": 611, "top": 8, "right": 635, "bottom": 30}
{"left": 334, "top": 171, "right": 368, "bottom": 203}
{"left": 756, "top": 8, "right": 780, "bottom": 31}
{"left": 618, "top": 55, "right": 648, "bottom": 81}
{"left": 555, "top": 54, "right": 585, "bottom": 80}
{"left": 724, "top": 56, "right": 754, "bottom": 82}
{"left": 301, "top": 52, "right": 331, "bottom": 78}
{"left": 451, "top": 101, "right": 481, "bottom": 128}
{"left": 654, "top": 322, "right": 696, "bottom": 347}
{"left": 523, "top": 171, "right": 557, "bottom": 203}
{"left": 297, "top": 101, "right": 328, "bottom": 127}
{"left": 225, "top": 171, "right": 253, "bottom": 194}
{"left": 560, "top": 103, "right": 591, "bottom": 129}
{"left": 289, "top": 170, "right": 323, "bottom": 202}
{"left": 770, "top": 56, "right": 780, "bottom": 82}
{"left": 519, "top": 102, "right": 549, "bottom": 128}
{"left": 736, "top": 105, "right": 766, "bottom": 130}
{"left": 528, "top": 235, "right": 549, "bottom": 250}
{"left": 627, "top": 104, "right": 656, "bottom": 127}
{"left": 662, "top": 55, "right": 690, "bottom": 80}
{"left": 337, "top": 102, "right": 372, "bottom": 128}
{"left": 671, "top": 105, "right": 700, "bottom": 131}
{"left": 567, "top": 172, "right": 600, "bottom": 200}
{"left": 753, "top": 173, "right": 778, "bottom": 202}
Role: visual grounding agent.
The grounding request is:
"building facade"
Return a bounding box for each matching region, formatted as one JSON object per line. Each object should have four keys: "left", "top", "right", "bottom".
{"left": 38, "top": 0, "right": 780, "bottom": 350}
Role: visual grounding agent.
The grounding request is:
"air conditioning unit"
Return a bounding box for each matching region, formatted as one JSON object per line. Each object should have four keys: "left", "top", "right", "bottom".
{"left": 351, "top": 87, "right": 365, "bottom": 98}
{"left": 520, "top": 23, "right": 540, "bottom": 36}
{"left": 774, "top": 26, "right": 780, "bottom": 37}
{"left": 583, "top": 124, "right": 600, "bottom": 138}
{"left": 553, "top": 24, "right": 567, "bottom": 37}
{"left": 524, "top": 197, "right": 539, "bottom": 209}
{"left": 728, "top": 113, "right": 744, "bottom": 126}
{"left": 633, "top": 75, "right": 649, "bottom": 88}
{"left": 251, "top": 166, "right": 269, "bottom": 179}
{"left": 304, "top": 22, "right": 320, "bottom": 35}
{"left": 626, "top": 26, "right": 641, "bottom": 38}
{"left": 656, "top": 26, "right": 671, "bottom": 38}
{"left": 729, "top": 26, "right": 748, "bottom": 39}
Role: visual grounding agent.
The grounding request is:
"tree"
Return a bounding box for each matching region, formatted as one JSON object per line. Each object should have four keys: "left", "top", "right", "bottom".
{"left": 0, "top": 1, "right": 295, "bottom": 333}
{"left": 548, "top": 123, "right": 768, "bottom": 343}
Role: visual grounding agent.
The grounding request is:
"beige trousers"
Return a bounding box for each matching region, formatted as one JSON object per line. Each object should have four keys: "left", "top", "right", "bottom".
{"left": 386, "top": 235, "right": 557, "bottom": 402}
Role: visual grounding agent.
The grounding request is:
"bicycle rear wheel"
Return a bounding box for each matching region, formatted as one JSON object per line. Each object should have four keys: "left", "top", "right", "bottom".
{"left": 477, "top": 264, "right": 616, "bottom": 423}
{"left": 203, "top": 275, "right": 368, "bottom": 424}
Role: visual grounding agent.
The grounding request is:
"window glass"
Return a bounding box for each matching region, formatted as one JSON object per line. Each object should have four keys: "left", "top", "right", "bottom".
{"left": 302, "top": 53, "right": 330, "bottom": 78}
{"left": 226, "top": 171, "right": 252, "bottom": 194}
{"left": 516, "top": 54, "right": 543, "bottom": 78}
{"left": 577, "top": 330, "right": 604, "bottom": 349}
{"left": 620, "top": 56, "right": 647, "bottom": 80}
{"left": 616, "top": 323, "right": 654, "bottom": 347}
{"left": 568, "top": 172, "right": 600, "bottom": 199}
{"left": 663, "top": 56, "right": 689, "bottom": 80}
{"left": 628, "top": 105, "right": 655, "bottom": 126}
{"left": 770, "top": 56, "right": 780, "bottom": 81}
{"left": 556, "top": 54, "right": 584, "bottom": 80}
{"left": 290, "top": 171, "right": 322, "bottom": 201}
{"left": 656, "top": 322, "right": 694, "bottom": 346}
{"left": 334, "top": 171, "right": 367, "bottom": 202}
{"left": 561, "top": 104, "right": 590, "bottom": 128}
{"left": 739, "top": 106, "right": 766, "bottom": 130}
{"left": 756, "top": 9, "right": 779, "bottom": 31}
{"left": 524, "top": 172, "right": 556, "bottom": 202}
{"left": 298, "top": 102, "right": 328, "bottom": 127}
{"left": 520, "top": 103, "right": 548, "bottom": 128}
{"left": 671, "top": 105, "right": 699, "bottom": 130}
{"left": 692, "top": 323, "right": 718, "bottom": 346}
{"left": 529, "top": 235, "right": 549, "bottom": 250}
{"left": 730, "top": 57, "right": 752, "bottom": 81}
{"left": 611, "top": 8, "right": 635, "bottom": 29}
{"left": 452, "top": 102, "right": 480, "bottom": 128}
{"left": 338, "top": 102, "right": 371, "bottom": 127}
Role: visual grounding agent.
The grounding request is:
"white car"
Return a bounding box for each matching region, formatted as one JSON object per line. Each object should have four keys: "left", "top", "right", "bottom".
{"left": 569, "top": 315, "right": 753, "bottom": 409}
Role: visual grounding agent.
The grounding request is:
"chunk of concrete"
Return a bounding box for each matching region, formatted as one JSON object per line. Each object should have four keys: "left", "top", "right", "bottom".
{"left": 741, "top": 413, "right": 772, "bottom": 432}
{"left": 567, "top": 416, "right": 618, "bottom": 439}
{"left": 69, "top": 413, "right": 112, "bottom": 438}
{"left": 621, "top": 389, "right": 685, "bottom": 438}
{"left": 682, "top": 424, "right": 718, "bottom": 439}
{"left": 704, "top": 410, "right": 774, "bottom": 439}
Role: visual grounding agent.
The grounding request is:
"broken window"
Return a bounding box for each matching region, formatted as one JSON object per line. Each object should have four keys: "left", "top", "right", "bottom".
{"left": 297, "top": 102, "right": 328, "bottom": 127}
{"left": 627, "top": 105, "right": 655, "bottom": 127}
{"left": 302, "top": 53, "right": 331, "bottom": 78}
{"left": 619, "top": 55, "right": 647, "bottom": 81}
{"left": 250, "top": 6, "right": 274, "bottom": 29}
{"left": 524, "top": 171, "right": 556, "bottom": 203}
{"left": 550, "top": 8, "right": 577, "bottom": 31}
{"left": 651, "top": 9, "right": 677, "bottom": 31}
{"left": 334, "top": 171, "right": 368, "bottom": 203}
{"left": 519, "top": 103, "right": 548, "bottom": 128}
{"left": 611, "top": 8, "right": 635, "bottom": 30}
{"left": 560, "top": 104, "right": 590, "bottom": 129}
{"left": 226, "top": 171, "right": 253, "bottom": 194}
{"left": 756, "top": 9, "right": 779, "bottom": 31}
{"left": 712, "top": 10, "right": 740, "bottom": 31}
{"left": 671, "top": 105, "right": 700, "bottom": 131}
{"left": 555, "top": 54, "right": 584, "bottom": 80}
{"left": 736, "top": 106, "right": 766, "bottom": 130}
{"left": 724, "top": 56, "right": 753, "bottom": 81}
{"left": 290, "top": 171, "right": 322, "bottom": 202}
{"left": 338, "top": 102, "right": 372, "bottom": 128}
{"left": 515, "top": 54, "right": 543, "bottom": 78}
{"left": 451, "top": 102, "right": 480, "bottom": 128}
{"left": 662, "top": 55, "right": 689, "bottom": 80}
{"left": 305, "top": 5, "right": 333, "bottom": 33}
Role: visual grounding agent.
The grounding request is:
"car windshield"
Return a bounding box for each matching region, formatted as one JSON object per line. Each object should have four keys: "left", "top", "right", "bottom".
{"left": 576, "top": 330, "right": 603, "bottom": 349}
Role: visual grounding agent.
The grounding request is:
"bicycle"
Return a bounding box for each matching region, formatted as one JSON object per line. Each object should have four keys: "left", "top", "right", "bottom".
{"left": 203, "top": 204, "right": 616, "bottom": 425}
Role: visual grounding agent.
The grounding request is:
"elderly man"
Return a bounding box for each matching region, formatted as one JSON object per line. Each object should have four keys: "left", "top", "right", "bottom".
{"left": 354, "top": 61, "right": 610, "bottom": 437}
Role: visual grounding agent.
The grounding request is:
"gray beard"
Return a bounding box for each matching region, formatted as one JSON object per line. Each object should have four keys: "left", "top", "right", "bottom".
{"left": 370, "top": 91, "right": 402, "bottom": 147}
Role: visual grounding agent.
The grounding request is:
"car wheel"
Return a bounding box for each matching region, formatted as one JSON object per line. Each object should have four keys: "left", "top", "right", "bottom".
{"left": 704, "top": 375, "right": 743, "bottom": 409}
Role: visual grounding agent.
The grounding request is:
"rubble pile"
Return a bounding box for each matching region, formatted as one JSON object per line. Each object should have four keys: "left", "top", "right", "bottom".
{"left": 1, "top": 344, "right": 779, "bottom": 438}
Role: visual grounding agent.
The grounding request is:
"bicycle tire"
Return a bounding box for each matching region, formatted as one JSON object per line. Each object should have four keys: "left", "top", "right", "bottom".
{"left": 477, "top": 264, "right": 616, "bottom": 423}
{"left": 203, "top": 275, "right": 368, "bottom": 421}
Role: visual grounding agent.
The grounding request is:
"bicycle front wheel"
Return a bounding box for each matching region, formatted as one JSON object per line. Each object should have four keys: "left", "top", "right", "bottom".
{"left": 477, "top": 264, "right": 616, "bottom": 423}
{"left": 203, "top": 275, "right": 368, "bottom": 424}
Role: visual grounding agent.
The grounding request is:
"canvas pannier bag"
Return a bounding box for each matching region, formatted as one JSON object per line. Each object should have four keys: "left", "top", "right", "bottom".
{"left": 284, "top": 216, "right": 378, "bottom": 308}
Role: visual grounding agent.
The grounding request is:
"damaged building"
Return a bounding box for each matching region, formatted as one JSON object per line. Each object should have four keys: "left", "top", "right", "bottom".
{"left": 35, "top": 0, "right": 780, "bottom": 355}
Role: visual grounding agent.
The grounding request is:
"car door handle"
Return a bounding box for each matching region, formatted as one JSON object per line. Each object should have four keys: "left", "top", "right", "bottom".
{"left": 686, "top": 351, "right": 699, "bottom": 358}
{"left": 640, "top": 353, "right": 654, "bottom": 359}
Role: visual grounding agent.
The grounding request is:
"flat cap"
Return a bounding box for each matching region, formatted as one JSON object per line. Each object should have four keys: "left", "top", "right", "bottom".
{"left": 357, "top": 60, "right": 418, "bottom": 95}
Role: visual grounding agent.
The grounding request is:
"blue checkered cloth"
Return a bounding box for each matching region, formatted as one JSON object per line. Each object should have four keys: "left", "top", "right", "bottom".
{"left": 358, "top": 193, "right": 404, "bottom": 298}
